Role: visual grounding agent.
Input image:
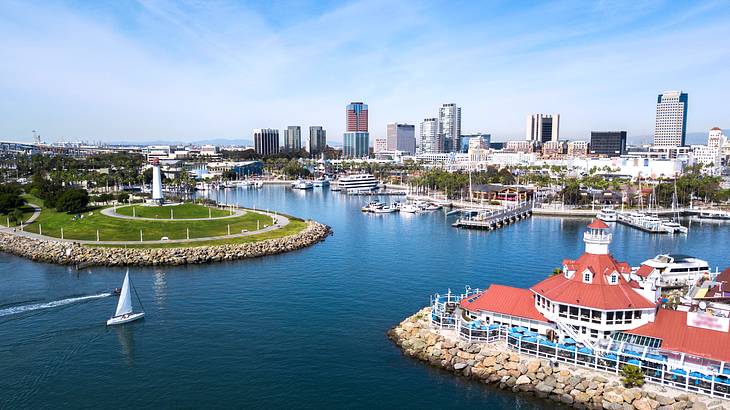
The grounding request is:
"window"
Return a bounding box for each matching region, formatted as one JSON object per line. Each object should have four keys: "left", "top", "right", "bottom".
{"left": 610, "top": 274, "right": 618, "bottom": 284}
{"left": 583, "top": 272, "right": 591, "bottom": 283}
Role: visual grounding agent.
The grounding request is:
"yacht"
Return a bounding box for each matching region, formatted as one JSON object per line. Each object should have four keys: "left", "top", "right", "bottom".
{"left": 424, "top": 203, "right": 442, "bottom": 211}
{"left": 662, "top": 220, "right": 689, "bottom": 234}
{"left": 596, "top": 207, "right": 617, "bottom": 222}
{"left": 636, "top": 254, "right": 711, "bottom": 288}
{"left": 338, "top": 174, "right": 379, "bottom": 193}
{"left": 291, "top": 179, "right": 314, "bottom": 190}
{"left": 373, "top": 205, "right": 398, "bottom": 214}
{"left": 698, "top": 210, "right": 730, "bottom": 220}
{"left": 401, "top": 204, "right": 420, "bottom": 213}
{"left": 312, "top": 176, "right": 330, "bottom": 187}
{"left": 361, "top": 201, "right": 384, "bottom": 212}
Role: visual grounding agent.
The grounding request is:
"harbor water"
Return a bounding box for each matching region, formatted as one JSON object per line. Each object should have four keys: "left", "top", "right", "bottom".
{"left": 1, "top": 186, "right": 729, "bottom": 408}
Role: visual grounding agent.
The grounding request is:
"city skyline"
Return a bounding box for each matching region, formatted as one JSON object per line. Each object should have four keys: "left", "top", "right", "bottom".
{"left": 1, "top": 1, "right": 729, "bottom": 143}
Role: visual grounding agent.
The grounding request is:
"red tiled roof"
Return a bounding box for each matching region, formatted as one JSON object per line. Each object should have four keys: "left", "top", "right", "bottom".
{"left": 635, "top": 264, "right": 655, "bottom": 278}
{"left": 587, "top": 219, "right": 609, "bottom": 229}
{"left": 460, "top": 284, "right": 548, "bottom": 323}
{"left": 530, "top": 253, "right": 655, "bottom": 310}
{"left": 628, "top": 309, "right": 730, "bottom": 362}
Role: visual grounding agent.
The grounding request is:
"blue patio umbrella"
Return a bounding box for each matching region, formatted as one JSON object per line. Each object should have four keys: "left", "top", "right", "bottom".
{"left": 623, "top": 350, "right": 641, "bottom": 357}
{"left": 489, "top": 324, "right": 500, "bottom": 330}
{"left": 523, "top": 330, "right": 538, "bottom": 337}
{"left": 541, "top": 340, "right": 557, "bottom": 347}
{"left": 671, "top": 369, "right": 687, "bottom": 375}
{"left": 564, "top": 338, "right": 576, "bottom": 344}
{"left": 604, "top": 354, "right": 618, "bottom": 360}
{"left": 645, "top": 354, "right": 666, "bottom": 362}
{"left": 578, "top": 347, "right": 593, "bottom": 354}
{"left": 509, "top": 332, "right": 523, "bottom": 339}
{"left": 523, "top": 336, "right": 537, "bottom": 343}
{"left": 627, "top": 359, "right": 641, "bottom": 366}
{"left": 513, "top": 326, "right": 527, "bottom": 333}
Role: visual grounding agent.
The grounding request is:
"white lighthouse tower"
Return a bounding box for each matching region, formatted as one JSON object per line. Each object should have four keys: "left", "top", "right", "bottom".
{"left": 151, "top": 158, "right": 163, "bottom": 204}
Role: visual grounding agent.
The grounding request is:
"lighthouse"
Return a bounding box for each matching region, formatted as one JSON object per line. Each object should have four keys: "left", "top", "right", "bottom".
{"left": 151, "top": 158, "right": 163, "bottom": 204}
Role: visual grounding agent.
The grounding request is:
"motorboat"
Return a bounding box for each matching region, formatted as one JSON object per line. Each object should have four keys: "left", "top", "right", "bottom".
{"left": 698, "top": 210, "right": 730, "bottom": 220}
{"left": 291, "top": 179, "right": 314, "bottom": 190}
{"left": 662, "top": 220, "right": 689, "bottom": 234}
{"left": 312, "top": 176, "right": 331, "bottom": 187}
{"left": 597, "top": 208, "right": 617, "bottom": 222}
{"left": 424, "top": 203, "right": 442, "bottom": 211}
{"left": 401, "top": 204, "right": 420, "bottom": 213}
{"left": 107, "top": 271, "right": 145, "bottom": 326}
{"left": 361, "top": 201, "right": 384, "bottom": 212}
{"left": 373, "top": 205, "right": 397, "bottom": 214}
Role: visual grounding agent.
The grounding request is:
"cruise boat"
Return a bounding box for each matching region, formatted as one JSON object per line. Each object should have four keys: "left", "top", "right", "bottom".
{"left": 291, "top": 179, "right": 314, "bottom": 190}
{"left": 312, "top": 176, "right": 330, "bottom": 187}
{"left": 596, "top": 207, "right": 617, "bottom": 222}
{"left": 698, "top": 210, "right": 730, "bottom": 220}
{"left": 635, "top": 254, "right": 711, "bottom": 288}
{"left": 337, "top": 174, "right": 379, "bottom": 193}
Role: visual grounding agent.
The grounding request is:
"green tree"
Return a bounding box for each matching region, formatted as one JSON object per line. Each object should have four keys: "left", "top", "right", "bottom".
{"left": 620, "top": 365, "right": 645, "bottom": 387}
{"left": 55, "top": 189, "right": 89, "bottom": 214}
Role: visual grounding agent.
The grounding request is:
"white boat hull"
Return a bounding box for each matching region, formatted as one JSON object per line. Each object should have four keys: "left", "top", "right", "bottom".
{"left": 107, "top": 312, "right": 145, "bottom": 326}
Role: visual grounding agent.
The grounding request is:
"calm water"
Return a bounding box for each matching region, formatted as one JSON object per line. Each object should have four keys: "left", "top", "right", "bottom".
{"left": 2, "top": 187, "right": 729, "bottom": 409}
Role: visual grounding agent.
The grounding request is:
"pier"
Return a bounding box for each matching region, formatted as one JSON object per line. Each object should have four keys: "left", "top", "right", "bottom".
{"left": 452, "top": 203, "right": 532, "bottom": 230}
{"left": 616, "top": 212, "right": 669, "bottom": 234}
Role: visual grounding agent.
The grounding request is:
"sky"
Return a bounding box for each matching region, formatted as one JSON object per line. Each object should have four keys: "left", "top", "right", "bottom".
{"left": 1, "top": 0, "right": 729, "bottom": 144}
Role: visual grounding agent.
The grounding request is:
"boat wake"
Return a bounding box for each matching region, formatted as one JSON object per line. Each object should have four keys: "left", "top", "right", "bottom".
{"left": 0, "top": 293, "right": 111, "bottom": 317}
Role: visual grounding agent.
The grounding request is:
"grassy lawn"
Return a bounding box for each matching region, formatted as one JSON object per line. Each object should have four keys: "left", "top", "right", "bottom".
{"left": 21, "top": 196, "right": 278, "bottom": 242}
{"left": 92, "top": 219, "right": 309, "bottom": 248}
{"left": 115, "top": 203, "right": 229, "bottom": 219}
{"left": 1, "top": 205, "right": 37, "bottom": 227}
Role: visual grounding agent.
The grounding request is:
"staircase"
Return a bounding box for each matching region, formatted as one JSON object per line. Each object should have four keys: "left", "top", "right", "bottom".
{"left": 554, "top": 318, "right": 597, "bottom": 350}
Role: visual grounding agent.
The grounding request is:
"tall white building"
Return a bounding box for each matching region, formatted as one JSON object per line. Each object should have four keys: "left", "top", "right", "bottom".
{"left": 420, "top": 118, "right": 440, "bottom": 153}
{"left": 386, "top": 123, "right": 416, "bottom": 154}
{"left": 438, "top": 104, "right": 461, "bottom": 152}
{"left": 526, "top": 114, "right": 560, "bottom": 143}
{"left": 653, "top": 91, "right": 688, "bottom": 147}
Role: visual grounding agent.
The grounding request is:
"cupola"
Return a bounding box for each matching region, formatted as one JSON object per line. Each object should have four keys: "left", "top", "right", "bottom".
{"left": 583, "top": 219, "right": 612, "bottom": 255}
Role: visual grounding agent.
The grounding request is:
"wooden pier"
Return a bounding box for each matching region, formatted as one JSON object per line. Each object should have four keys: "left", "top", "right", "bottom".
{"left": 452, "top": 203, "right": 533, "bottom": 230}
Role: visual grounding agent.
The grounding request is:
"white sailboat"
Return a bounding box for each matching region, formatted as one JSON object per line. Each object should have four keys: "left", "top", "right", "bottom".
{"left": 107, "top": 271, "right": 145, "bottom": 326}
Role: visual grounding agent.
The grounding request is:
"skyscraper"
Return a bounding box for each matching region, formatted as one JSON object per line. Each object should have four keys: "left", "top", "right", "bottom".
{"left": 343, "top": 102, "right": 369, "bottom": 157}
{"left": 653, "top": 91, "right": 688, "bottom": 147}
{"left": 254, "top": 128, "right": 279, "bottom": 156}
{"left": 526, "top": 114, "right": 560, "bottom": 144}
{"left": 283, "top": 126, "right": 301, "bottom": 152}
{"left": 386, "top": 123, "right": 416, "bottom": 154}
{"left": 419, "top": 118, "right": 440, "bottom": 153}
{"left": 309, "top": 126, "right": 326, "bottom": 155}
{"left": 438, "top": 103, "right": 461, "bottom": 152}
{"left": 590, "top": 131, "right": 627, "bottom": 157}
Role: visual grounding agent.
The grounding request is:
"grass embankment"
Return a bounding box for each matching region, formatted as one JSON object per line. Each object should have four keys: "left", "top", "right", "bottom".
{"left": 2, "top": 205, "right": 37, "bottom": 227}
{"left": 115, "top": 203, "right": 229, "bottom": 219}
{"left": 20, "top": 195, "right": 278, "bottom": 242}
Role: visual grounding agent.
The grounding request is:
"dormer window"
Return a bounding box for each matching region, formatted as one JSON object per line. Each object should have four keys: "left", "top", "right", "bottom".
{"left": 610, "top": 274, "right": 618, "bottom": 284}
{"left": 583, "top": 271, "right": 592, "bottom": 283}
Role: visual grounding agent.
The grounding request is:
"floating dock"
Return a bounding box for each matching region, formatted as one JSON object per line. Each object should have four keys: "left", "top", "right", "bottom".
{"left": 452, "top": 204, "right": 532, "bottom": 230}
{"left": 616, "top": 213, "right": 668, "bottom": 234}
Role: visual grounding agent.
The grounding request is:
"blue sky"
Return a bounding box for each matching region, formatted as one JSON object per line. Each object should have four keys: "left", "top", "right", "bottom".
{"left": 1, "top": 0, "right": 729, "bottom": 143}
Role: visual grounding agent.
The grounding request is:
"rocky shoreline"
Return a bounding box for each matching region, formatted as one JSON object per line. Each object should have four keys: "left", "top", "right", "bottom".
{"left": 0, "top": 221, "right": 331, "bottom": 267}
{"left": 388, "top": 307, "right": 726, "bottom": 410}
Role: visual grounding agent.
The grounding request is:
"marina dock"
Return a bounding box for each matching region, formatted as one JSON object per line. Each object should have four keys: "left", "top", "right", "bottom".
{"left": 452, "top": 203, "right": 532, "bottom": 230}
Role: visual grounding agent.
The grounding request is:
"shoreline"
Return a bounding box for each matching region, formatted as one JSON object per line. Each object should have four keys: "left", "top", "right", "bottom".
{"left": 0, "top": 220, "right": 331, "bottom": 267}
{"left": 389, "top": 307, "right": 724, "bottom": 410}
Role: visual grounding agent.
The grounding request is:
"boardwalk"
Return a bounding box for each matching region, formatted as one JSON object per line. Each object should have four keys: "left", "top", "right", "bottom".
{"left": 452, "top": 203, "right": 533, "bottom": 230}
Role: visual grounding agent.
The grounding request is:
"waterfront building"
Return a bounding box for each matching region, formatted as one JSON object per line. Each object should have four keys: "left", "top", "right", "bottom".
{"left": 386, "top": 123, "right": 416, "bottom": 155}
{"left": 419, "top": 118, "right": 441, "bottom": 153}
{"left": 254, "top": 128, "right": 279, "bottom": 156}
{"left": 439, "top": 103, "right": 461, "bottom": 153}
{"left": 526, "top": 114, "right": 559, "bottom": 144}
{"left": 343, "top": 102, "right": 369, "bottom": 158}
{"left": 460, "top": 133, "right": 491, "bottom": 153}
{"left": 567, "top": 140, "right": 589, "bottom": 157}
{"left": 590, "top": 131, "right": 627, "bottom": 157}
{"left": 654, "top": 91, "right": 688, "bottom": 147}
{"left": 309, "top": 126, "right": 327, "bottom": 156}
{"left": 374, "top": 138, "right": 387, "bottom": 153}
{"left": 283, "top": 126, "right": 301, "bottom": 152}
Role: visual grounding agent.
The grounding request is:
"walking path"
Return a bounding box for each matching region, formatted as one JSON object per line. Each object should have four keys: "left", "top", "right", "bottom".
{"left": 101, "top": 205, "right": 246, "bottom": 220}
{"left": 0, "top": 206, "right": 291, "bottom": 245}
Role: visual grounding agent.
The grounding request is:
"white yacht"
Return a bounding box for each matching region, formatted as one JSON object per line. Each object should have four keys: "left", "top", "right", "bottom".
{"left": 401, "top": 204, "right": 420, "bottom": 213}
{"left": 373, "top": 205, "right": 397, "bottom": 214}
{"left": 291, "top": 179, "right": 313, "bottom": 190}
{"left": 312, "top": 176, "right": 330, "bottom": 187}
{"left": 338, "top": 174, "right": 379, "bottom": 193}
{"left": 636, "top": 254, "right": 711, "bottom": 289}
{"left": 698, "top": 210, "right": 730, "bottom": 220}
{"left": 596, "top": 207, "right": 617, "bottom": 222}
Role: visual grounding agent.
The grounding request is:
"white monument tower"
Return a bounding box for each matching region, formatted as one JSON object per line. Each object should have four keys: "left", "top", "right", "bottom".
{"left": 151, "top": 158, "right": 163, "bottom": 204}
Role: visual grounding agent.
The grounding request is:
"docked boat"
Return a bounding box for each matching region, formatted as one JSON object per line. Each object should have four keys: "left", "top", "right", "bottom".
{"left": 424, "top": 203, "right": 442, "bottom": 211}
{"left": 596, "top": 207, "right": 617, "bottom": 222}
{"left": 338, "top": 174, "right": 379, "bottom": 193}
{"left": 107, "top": 271, "right": 145, "bottom": 326}
{"left": 373, "top": 205, "right": 398, "bottom": 214}
{"left": 401, "top": 204, "right": 420, "bottom": 213}
{"left": 635, "top": 254, "right": 711, "bottom": 289}
{"left": 291, "top": 179, "right": 314, "bottom": 190}
{"left": 698, "top": 210, "right": 730, "bottom": 220}
{"left": 662, "top": 220, "right": 689, "bottom": 234}
{"left": 312, "top": 176, "right": 330, "bottom": 187}
{"left": 361, "top": 201, "right": 384, "bottom": 212}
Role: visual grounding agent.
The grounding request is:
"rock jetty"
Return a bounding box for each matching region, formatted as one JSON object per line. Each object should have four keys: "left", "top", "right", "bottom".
{"left": 389, "top": 307, "right": 727, "bottom": 410}
{"left": 0, "top": 221, "right": 331, "bottom": 267}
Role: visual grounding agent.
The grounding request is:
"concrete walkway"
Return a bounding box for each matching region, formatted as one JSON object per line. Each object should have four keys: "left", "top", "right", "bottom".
{"left": 0, "top": 206, "right": 291, "bottom": 246}
{"left": 101, "top": 204, "right": 246, "bottom": 221}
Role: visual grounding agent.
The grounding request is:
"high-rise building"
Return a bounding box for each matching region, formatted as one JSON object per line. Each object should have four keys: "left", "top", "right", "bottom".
{"left": 653, "top": 91, "right": 688, "bottom": 147}
{"left": 309, "top": 126, "right": 326, "bottom": 155}
{"left": 567, "top": 140, "right": 589, "bottom": 157}
{"left": 526, "top": 114, "right": 560, "bottom": 144}
{"left": 253, "top": 128, "right": 279, "bottom": 156}
{"left": 459, "top": 133, "right": 491, "bottom": 153}
{"left": 590, "top": 131, "right": 627, "bottom": 157}
{"left": 386, "top": 123, "right": 416, "bottom": 154}
{"left": 346, "top": 102, "right": 368, "bottom": 132}
{"left": 283, "top": 126, "right": 301, "bottom": 152}
{"left": 374, "top": 138, "right": 388, "bottom": 153}
{"left": 419, "top": 118, "right": 440, "bottom": 153}
{"left": 343, "top": 102, "right": 369, "bottom": 158}
{"left": 438, "top": 103, "right": 461, "bottom": 152}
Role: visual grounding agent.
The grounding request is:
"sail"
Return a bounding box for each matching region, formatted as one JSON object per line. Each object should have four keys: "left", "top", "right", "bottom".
{"left": 114, "top": 272, "right": 133, "bottom": 317}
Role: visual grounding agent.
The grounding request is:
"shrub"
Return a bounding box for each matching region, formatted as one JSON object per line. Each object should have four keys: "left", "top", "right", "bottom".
{"left": 621, "top": 364, "right": 645, "bottom": 387}
{"left": 55, "top": 189, "right": 90, "bottom": 214}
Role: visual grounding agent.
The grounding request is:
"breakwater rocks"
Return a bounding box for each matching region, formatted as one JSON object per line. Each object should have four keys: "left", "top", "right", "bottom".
{"left": 388, "top": 308, "right": 725, "bottom": 410}
{"left": 0, "top": 221, "right": 331, "bottom": 267}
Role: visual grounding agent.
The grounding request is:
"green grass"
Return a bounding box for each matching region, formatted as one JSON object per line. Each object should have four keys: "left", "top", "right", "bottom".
{"left": 115, "top": 203, "right": 229, "bottom": 219}
{"left": 92, "top": 219, "right": 309, "bottom": 248}
{"left": 1, "top": 205, "right": 37, "bottom": 227}
{"left": 21, "top": 196, "right": 279, "bottom": 242}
